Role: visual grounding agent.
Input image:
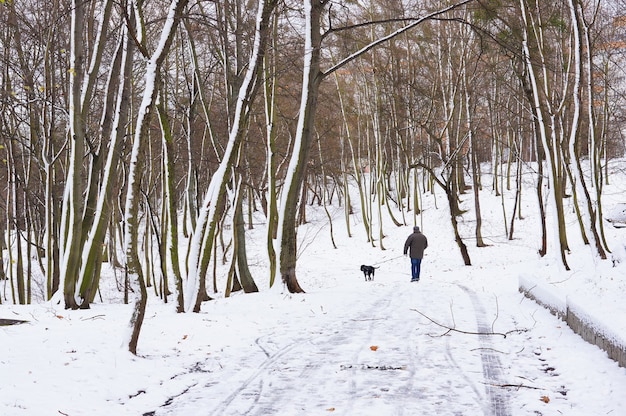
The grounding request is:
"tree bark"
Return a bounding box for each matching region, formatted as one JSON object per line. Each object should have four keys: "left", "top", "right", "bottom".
{"left": 125, "top": 0, "right": 189, "bottom": 354}
{"left": 185, "top": 0, "right": 278, "bottom": 311}
{"left": 60, "top": 0, "right": 87, "bottom": 309}
{"left": 519, "top": 0, "right": 570, "bottom": 270}
{"left": 277, "top": 0, "right": 325, "bottom": 293}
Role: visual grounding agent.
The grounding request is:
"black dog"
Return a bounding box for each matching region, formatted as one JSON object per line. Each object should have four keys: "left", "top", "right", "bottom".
{"left": 360, "top": 265, "right": 378, "bottom": 281}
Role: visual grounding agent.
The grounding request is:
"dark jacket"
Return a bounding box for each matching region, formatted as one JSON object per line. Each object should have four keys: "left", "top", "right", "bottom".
{"left": 404, "top": 231, "right": 428, "bottom": 259}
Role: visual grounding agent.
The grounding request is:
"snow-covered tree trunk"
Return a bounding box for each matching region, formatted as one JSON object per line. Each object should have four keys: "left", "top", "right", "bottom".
{"left": 519, "top": 0, "right": 570, "bottom": 270}
{"left": 59, "top": 0, "right": 87, "bottom": 310}
{"left": 566, "top": 0, "right": 606, "bottom": 260}
{"left": 54, "top": 0, "right": 116, "bottom": 309}
{"left": 277, "top": 0, "right": 324, "bottom": 294}
{"left": 157, "top": 94, "right": 185, "bottom": 311}
{"left": 77, "top": 20, "right": 134, "bottom": 306}
{"left": 124, "top": 0, "right": 189, "bottom": 354}
{"left": 184, "top": 0, "right": 278, "bottom": 312}
{"left": 580, "top": 3, "right": 610, "bottom": 254}
{"left": 263, "top": 15, "right": 280, "bottom": 287}
{"left": 182, "top": 22, "right": 209, "bottom": 238}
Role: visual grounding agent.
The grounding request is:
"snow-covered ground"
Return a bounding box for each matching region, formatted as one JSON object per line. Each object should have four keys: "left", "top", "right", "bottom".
{"left": 2, "top": 162, "right": 626, "bottom": 416}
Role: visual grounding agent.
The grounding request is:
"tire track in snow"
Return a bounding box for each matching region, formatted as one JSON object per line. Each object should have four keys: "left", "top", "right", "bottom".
{"left": 149, "top": 285, "right": 403, "bottom": 416}
{"left": 412, "top": 282, "right": 493, "bottom": 414}
{"left": 459, "top": 285, "right": 511, "bottom": 416}
{"left": 204, "top": 284, "right": 419, "bottom": 415}
{"left": 239, "top": 284, "right": 408, "bottom": 416}
{"left": 290, "top": 291, "right": 420, "bottom": 416}
{"left": 210, "top": 339, "right": 306, "bottom": 415}
{"left": 151, "top": 281, "right": 501, "bottom": 416}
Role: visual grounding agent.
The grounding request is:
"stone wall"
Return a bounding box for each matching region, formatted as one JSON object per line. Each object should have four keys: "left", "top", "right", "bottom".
{"left": 565, "top": 304, "right": 626, "bottom": 368}
{"left": 519, "top": 278, "right": 626, "bottom": 368}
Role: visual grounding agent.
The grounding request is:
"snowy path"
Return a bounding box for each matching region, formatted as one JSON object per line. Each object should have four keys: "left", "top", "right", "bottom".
{"left": 4, "top": 263, "right": 626, "bottom": 416}
{"left": 460, "top": 285, "right": 512, "bottom": 416}
{"left": 151, "top": 280, "right": 516, "bottom": 416}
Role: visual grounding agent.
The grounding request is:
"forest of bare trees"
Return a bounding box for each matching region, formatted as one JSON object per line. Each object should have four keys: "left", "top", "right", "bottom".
{"left": 1, "top": 0, "right": 625, "bottom": 352}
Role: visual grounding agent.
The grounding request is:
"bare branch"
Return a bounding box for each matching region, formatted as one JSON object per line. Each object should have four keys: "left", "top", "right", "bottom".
{"left": 411, "top": 308, "right": 509, "bottom": 338}
{"left": 484, "top": 382, "right": 542, "bottom": 391}
{"left": 322, "top": 0, "right": 475, "bottom": 77}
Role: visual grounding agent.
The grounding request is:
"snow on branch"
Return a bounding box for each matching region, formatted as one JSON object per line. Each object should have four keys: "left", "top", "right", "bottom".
{"left": 322, "top": 0, "right": 475, "bottom": 77}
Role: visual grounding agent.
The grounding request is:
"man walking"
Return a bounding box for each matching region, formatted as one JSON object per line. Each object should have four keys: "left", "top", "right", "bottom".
{"left": 404, "top": 226, "right": 428, "bottom": 282}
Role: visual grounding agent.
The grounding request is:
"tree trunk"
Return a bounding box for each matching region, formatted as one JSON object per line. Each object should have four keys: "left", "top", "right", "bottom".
{"left": 233, "top": 169, "right": 259, "bottom": 293}
{"left": 60, "top": 0, "right": 87, "bottom": 309}
{"left": 464, "top": 65, "right": 486, "bottom": 247}
{"left": 566, "top": 0, "right": 606, "bottom": 260}
{"left": 157, "top": 93, "right": 186, "bottom": 311}
{"left": 264, "top": 16, "right": 279, "bottom": 287}
{"left": 278, "top": 0, "right": 326, "bottom": 293}
{"left": 125, "top": 0, "right": 189, "bottom": 354}
{"left": 185, "top": 0, "right": 278, "bottom": 311}
{"left": 519, "top": 0, "right": 570, "bottom": 270}
{"left": 78, "top": 23, "right": 133, "bottom": 306}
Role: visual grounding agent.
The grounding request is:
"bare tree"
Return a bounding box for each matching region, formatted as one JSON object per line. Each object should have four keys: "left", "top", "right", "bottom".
{"left": 124, "top": 0, "right": 190, "bottom": 354}
{"left": 185, "top": 0, "right": 279, "bottom": 312}
{"left": 277, "top": 0, "right": 475, "bottom": 292}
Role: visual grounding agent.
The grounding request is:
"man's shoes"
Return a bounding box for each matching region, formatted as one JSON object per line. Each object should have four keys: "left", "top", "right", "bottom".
{"left": 411, "top": 278, "right": 419, "bottom": 282}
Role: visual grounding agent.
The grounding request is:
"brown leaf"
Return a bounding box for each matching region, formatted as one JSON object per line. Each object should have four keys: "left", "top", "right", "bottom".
{"left": 370, "top": 345, "right": 378, "bottom": 351}
{"left": 540, "top": 395, "right": 550, "bottom": 403}
{"left": 326, "top": 407, "right": 335, "bottom": 412}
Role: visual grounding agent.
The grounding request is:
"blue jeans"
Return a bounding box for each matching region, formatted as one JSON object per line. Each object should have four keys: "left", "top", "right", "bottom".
{"left": 411, "top": 258, "right": 422, "bottom": 280}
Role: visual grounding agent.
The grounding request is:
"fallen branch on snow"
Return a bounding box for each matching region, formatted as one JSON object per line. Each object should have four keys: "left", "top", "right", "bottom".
{"left": 340, "top": 364, "right": 406, "bottom": 371}
{"left": 410, "top": 308, "right": 528, "bottom": 338}
{"left": 484, "top": 382, "right": 541, "bottom": 390}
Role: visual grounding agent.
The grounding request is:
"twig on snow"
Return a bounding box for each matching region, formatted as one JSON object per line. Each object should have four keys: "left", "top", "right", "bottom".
{"left": 484, "top": 382, "right": 541, "bottom": 391}
{"left": 81, "top": 314, "right": 106, "bottom": 321}
{"left": 470, "top": 347, "right": 507, "bottom": 354}
{"left": 410, "top": 308, "right": 508, "bottom": 338}
{"left": 492, "top": 294, "right": 499, "bottom": 333}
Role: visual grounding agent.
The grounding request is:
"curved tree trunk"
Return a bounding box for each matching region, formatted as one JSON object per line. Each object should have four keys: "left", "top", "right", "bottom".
{"left": 445, "top": 183, "right": 471, "bottom": 266}
{"left": 418, "top": 162, "right": 471, "bottom": 266}
{"left": 124, "top": 0, "right": 189, "bottom": 354}
{"left": 184, "top": 0, "right": 279, "bottom": 311}
{"left": 277, "top": 0, "right": 325, "bottom": 294}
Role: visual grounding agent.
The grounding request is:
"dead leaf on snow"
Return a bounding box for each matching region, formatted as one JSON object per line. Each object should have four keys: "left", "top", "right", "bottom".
{"left": 370, "top": 345, "right": 378, "bottom": 351}
{"left": 540, "top": 395, "right": 550, "bottom": 403}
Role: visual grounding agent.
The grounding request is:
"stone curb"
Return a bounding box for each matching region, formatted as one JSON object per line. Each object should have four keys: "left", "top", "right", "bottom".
{"left": 519, "top": 276, "right": 626, "bottom": 368}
